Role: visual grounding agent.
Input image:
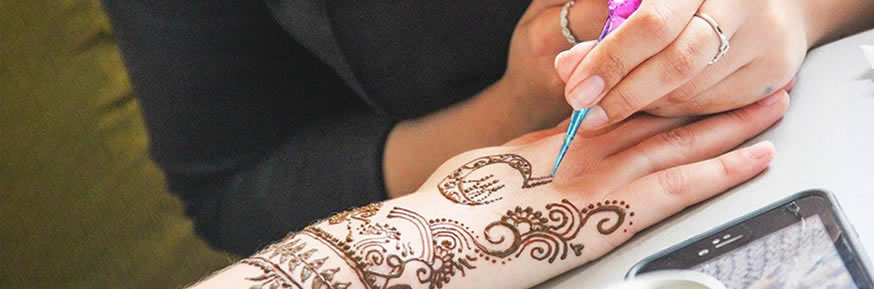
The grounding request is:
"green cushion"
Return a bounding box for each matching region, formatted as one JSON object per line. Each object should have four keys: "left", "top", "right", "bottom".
{"left": 0, "top": 1, "right": 231, "bottom": 288}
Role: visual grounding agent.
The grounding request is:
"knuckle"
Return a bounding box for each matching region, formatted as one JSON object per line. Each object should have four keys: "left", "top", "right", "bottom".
{"left": 660, "top": 126, "right": 695, "bottom": 148}
{"left": 609, "top": 86, "right": 641, "bottom": 116}
{"left": 717, "top": 155, "right": 738, "bottom": 177}
{"left": 663, "top": 41, "right": 702, "bottom": 82}
{"left": 658, "top": 168, "right": 689, "bottom": 196}
{"left": 598, "top": 50, "right": 629, "bottom": 83}
{"left": 637, "top": 7, "right": 673, "bottom": 43}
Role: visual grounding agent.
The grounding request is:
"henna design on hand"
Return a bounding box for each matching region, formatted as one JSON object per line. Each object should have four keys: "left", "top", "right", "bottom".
{"left": 438, "top": 154, "right": 552, "bottom": 205}
{"left": 286, "top": 199, "right": 634, "bottom": 289}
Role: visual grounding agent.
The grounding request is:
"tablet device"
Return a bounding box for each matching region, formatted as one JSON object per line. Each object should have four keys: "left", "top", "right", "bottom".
{"left": 627, "top": 189, "right": 874, "bottom": 288}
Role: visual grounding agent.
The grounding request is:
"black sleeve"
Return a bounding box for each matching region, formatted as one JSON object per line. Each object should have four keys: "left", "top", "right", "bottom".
{"left": 102, "top": 0, "right": 394, "bottom": 255}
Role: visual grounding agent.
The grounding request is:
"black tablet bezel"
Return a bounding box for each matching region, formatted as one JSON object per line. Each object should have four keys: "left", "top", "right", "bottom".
{"left": 627, "top": 189, "right": 874, "bottom": 288}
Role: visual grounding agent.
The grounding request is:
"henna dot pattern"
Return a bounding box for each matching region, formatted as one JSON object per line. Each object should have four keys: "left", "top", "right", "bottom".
{"left": 243, "top": 199, "right": 635, "bottom": 288}
{"left": 438, "top": 154, "right": 552, "bottom": 205}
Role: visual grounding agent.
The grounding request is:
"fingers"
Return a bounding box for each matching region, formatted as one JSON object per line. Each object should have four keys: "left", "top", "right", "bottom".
{"left": 643, "top": 33, "right": 757, "bottom": 113}
{"left": 607, "top": 89, "right": 788, "bottom": 182}
{"left": 649, "top": 60, "right": 798, "bottom": 116}
{"left": 555, "top": 40, "right": 598, "bottom": 83}
{"left": 599, "top": 140, "right": 775, "bottom": 249}
{"left": 563, "top": 0, "right": 704, "bottom": 111}
{"left": 578, "top": 17, "right": 724, "bottom": 130}
{"left": 550, "top": 114, "right": 693, "bottom": 182}
{"left": 591, "top": 114, "right": 694, "bottom": 157}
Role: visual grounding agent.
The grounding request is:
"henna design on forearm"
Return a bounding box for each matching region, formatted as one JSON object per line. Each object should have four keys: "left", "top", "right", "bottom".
{"left": 267, "top": 199, "right": 635, "bottom": 289}
{"left": 438, "top": 154, "right": 552, "bottom": 205}
{"left": 328, "top": 203, "right": 383, "bottom": 242}
{"left": 241, "top": 233, "right": 352, "bottom": 289}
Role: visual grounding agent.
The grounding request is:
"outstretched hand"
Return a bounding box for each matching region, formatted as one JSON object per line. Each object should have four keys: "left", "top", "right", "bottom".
{"left": 421, "top": 88, "right": 788, "bottom": 265}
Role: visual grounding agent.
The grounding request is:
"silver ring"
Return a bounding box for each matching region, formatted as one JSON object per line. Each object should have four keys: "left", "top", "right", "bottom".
{"left": 561, "top": 0, "right": 578, "bottom": 45}
{"left": 694, "top": 13, "right": 730, "bottom": 65}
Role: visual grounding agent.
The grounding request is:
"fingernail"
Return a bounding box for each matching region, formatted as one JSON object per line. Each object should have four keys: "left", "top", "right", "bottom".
{"left": 758, "top": 91, "right": 781, "bottom": 106}
{"left": 580, "top": 105, "right": 608, "bottom": 130}
{"left": 554, "top": 50, "right": 571, "bottom": 70}
{"left": 744, "top": 141, "right": 774, "bottom": 159}
{"left": 555, "top": 40, "right": 598, "bottom": 77}
{"left": 568, "top": 75, "right": 605, "bottom": 110}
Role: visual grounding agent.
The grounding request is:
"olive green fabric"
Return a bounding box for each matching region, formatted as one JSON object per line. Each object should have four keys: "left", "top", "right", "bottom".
{"left": 1, "top": 1, "right": 233, "bottom": 288}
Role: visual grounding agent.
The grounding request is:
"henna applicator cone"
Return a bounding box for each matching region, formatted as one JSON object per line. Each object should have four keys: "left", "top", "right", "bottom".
{"left": 552, "top": 108, "right": 589, "bottom": 175}
{"left": 551, "top": 0, "right": 640, "bottom": 176}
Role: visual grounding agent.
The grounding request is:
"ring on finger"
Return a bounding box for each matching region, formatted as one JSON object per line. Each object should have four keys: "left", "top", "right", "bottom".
{"left": 561, "top": 0, "right": 579, "bottom": 45}
{"left": 694, "top": 13, "right": 730, "bottom": 65}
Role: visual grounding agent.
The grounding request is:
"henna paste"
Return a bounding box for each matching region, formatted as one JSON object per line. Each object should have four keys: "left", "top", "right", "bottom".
{"left": 438, "top": 154, "right": 552, "bottom": 205}
{"left": 327, "top": 203, "right": 383, "bottom": 242}
{"left": 291, "top": 199, "right": 634, "bottom": 289}
{"left": 241, "top": 233, "right": 352, "bottom": 289}
{"left": 328, "top": 203, "right": 382, "bottom": 225}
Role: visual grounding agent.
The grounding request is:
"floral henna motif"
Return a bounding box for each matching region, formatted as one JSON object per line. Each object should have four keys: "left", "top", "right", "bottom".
{"left": 241, "top": 233, "right": 352, "bottom": 289}
{"left": 438, "top": 154, "right": 552, "bottom": 205}
{"left": 292, "top": 199, "right": 634, "bottom": 289}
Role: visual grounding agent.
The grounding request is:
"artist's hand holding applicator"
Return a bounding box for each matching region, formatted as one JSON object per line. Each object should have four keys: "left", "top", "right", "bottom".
{"left": 554, "top": 0, "right": 874, "bottom": 130}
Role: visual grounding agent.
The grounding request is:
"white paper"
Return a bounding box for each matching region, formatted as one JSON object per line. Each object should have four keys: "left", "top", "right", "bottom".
{"left": 862, "top": 45, "right": 874, "bottom": 70}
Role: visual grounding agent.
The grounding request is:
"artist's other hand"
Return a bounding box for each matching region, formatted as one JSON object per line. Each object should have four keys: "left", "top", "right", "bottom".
{"left": 384, "top": 0, "right": 613, "bottom": 196}
{"left": 553, "top": 0, "right": 860, "bottom": 131}
{"left": 497, "top": 0, "right": 607, "bottom": 129}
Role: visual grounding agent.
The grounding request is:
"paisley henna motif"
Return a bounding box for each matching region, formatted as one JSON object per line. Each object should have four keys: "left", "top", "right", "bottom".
{"left": 284, "top": 199, "right": 634, "bottom": 289}
{"left": 438, "top": 154, "right": 552, "bottom": 205}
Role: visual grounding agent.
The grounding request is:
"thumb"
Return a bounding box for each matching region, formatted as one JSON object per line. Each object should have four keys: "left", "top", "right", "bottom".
{"left": 555, "top": 40, "right": 598, "bottom": 83}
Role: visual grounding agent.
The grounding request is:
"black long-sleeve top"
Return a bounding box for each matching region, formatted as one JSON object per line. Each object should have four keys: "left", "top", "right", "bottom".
{"left": 103, "top": 0, "right": 528, "bottom": 255}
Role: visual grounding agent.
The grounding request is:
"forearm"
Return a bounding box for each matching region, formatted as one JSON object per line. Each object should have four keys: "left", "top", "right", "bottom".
{"left": 804, "top": 0, "right": 874, "bottom": 48}
{"left": 191, "top": 156, "right": 631, "bottom": 289}
{"left": 189, "top": 90, "right": 790, "bottom": 289}
{"left": 383, "top": 80, "right": 559, "bottom": 197}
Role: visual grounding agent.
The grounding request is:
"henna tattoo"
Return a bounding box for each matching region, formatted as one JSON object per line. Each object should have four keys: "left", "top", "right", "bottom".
{"left": 327, "top": 203, "right": 384, "bottom": 242}
{"left": 294, "top": 199, "right": 634, "bottom": 289}
{"left": 241, "top": 233, "right": 352, "bottom": 289}
{"left": 438, "top": 154, "right": 552, "bottom": 205}
{"left": 328, "top": 203, "right": 382, "bottom": 225}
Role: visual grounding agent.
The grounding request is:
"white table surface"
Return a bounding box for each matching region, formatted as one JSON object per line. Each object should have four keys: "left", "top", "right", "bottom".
{"left": 537, "top": 29, "right": 874, "bottom": 289}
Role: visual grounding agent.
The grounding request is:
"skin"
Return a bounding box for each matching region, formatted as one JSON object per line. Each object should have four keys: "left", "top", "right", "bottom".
{"left": 190, "top": 88, "right": 790, "bottom": 289}
{"left": 383, "top": 0, "right": 609, "bottom": 197}
{"left": 556, "top": 0, "right": 874, "bottom": 130}
{"left": 383, "top": 0, "right": 873, "bottom": 196}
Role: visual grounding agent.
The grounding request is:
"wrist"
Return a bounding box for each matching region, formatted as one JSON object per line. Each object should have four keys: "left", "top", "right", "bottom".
{"left": 801, "top": 0, "right": 874, "bottom": 48}
{"left": 801, "top": 0, "right": 831, "bottom": 48}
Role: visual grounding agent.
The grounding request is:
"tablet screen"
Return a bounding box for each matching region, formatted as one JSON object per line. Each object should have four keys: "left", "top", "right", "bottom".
{"left": 691, "top": 215, "right": 856, "bottom": 289}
